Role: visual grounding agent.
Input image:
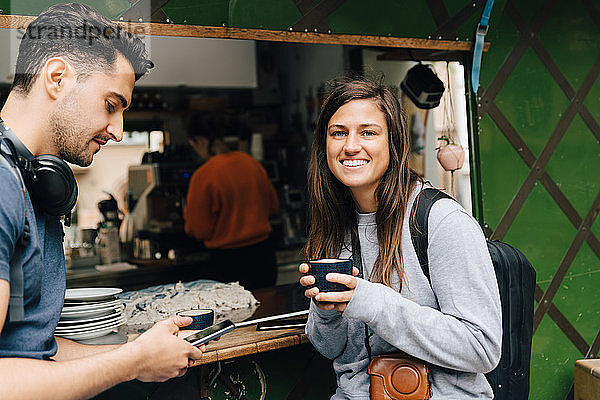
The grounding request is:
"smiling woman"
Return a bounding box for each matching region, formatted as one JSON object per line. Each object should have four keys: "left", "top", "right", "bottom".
{"left": 326, "top": 98, "right": 390, "bottom": 213}
{"left": 299, "top": 76, "right": 501, "bottom": 400}
{"left": 305, "top": 77, "right": 416, "bottom": 286}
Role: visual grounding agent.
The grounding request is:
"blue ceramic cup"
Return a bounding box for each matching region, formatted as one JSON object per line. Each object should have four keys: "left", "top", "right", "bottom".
{"left": 178, "top": 309, "right": 214, "bottom": 330}
{"left": 307, "top": 258, "right": 353, "bottom": 292}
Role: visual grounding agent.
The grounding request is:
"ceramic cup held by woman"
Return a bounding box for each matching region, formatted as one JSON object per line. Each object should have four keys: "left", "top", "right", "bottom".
{"left": 298, "top": 77, "right": 502, "bottom": 400}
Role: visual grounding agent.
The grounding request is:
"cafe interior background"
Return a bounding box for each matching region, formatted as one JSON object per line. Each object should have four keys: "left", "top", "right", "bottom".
{"left": 0, "top": 1, "right": 599, "bottom": 399}
{"left": 0, "top": 29, "right": 472, "bottom": 284}
{"left": 75, "top": 47, "right": 469, "bottom": 275}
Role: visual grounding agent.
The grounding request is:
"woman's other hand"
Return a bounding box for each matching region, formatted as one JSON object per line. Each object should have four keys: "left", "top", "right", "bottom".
{"left": 299, "top": 263, "right": 359, "bottom": 312}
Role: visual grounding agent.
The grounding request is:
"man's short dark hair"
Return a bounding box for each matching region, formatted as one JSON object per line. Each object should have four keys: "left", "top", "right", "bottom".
{"left": 12, "top": 3, "right": 153, "bottom": 94}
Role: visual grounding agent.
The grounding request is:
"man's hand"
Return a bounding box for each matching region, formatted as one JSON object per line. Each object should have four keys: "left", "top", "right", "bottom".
{"left": 125, "top": 316, "right": 205, "bottom": 382}
{"left": 0, "top": 316, "right": 206, "bottom": 400}
{"left": 299, "top": 263, "right": 359, "bottom": 313}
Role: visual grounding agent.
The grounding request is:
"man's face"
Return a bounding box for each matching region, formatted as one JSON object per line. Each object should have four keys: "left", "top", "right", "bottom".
{"left": 49, "top": 53, "right": 135, "bottom": 167}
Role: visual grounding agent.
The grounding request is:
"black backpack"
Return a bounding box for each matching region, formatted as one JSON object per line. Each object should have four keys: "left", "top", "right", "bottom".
{"left": 410, "top": 188, "right": 535, "bottom": 400}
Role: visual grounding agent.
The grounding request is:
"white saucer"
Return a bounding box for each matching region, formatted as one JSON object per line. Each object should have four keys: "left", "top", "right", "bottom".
{"left": 58, "top": 309, "right": 122, "bottom": 326}
{"left": 65, "top": 288, "right": 123, "bottom": 301}
{"left": 62, "top": 299, "right": 121, "bottom": 312}
{"left": 55, "top": 316, "right": 126, "bottom": 334}
{"left": 55, "top": 320, "right": 126, "bottom": 336}
{"left": 63, "top": 299, "right": 116, "bottom": 306}
{"left": 56, "top": 319, "right": 127, "bottom": 340}
{"left": 60, "top": 305, "right": 123, "bottom": 320}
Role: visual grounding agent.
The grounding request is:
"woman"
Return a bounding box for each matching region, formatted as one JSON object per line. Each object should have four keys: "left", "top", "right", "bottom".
{"left": 299, "top": 77, "right": 501, "bottom": 399}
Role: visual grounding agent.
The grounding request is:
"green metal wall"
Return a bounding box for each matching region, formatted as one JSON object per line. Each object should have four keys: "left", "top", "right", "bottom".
{"left": 477, "top": 1, "right": 600, "bottom": 399}
{"left": 1, "top": 1, "right": 598, "bottom": 399}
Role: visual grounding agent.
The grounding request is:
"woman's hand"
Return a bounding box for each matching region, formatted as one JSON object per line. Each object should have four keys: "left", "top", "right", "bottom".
{"left": 299, "top": 263, "right": 359, "bottom": 312}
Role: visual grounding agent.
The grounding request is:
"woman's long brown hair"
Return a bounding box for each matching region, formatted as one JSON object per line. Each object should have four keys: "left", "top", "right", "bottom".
{"left": 304, "top": 77, "right": 421, "bottom": 289}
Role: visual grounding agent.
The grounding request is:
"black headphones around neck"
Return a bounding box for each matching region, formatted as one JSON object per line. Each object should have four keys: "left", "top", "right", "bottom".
{"left": 0, "top": 119, "right": 78, "bottom": 217}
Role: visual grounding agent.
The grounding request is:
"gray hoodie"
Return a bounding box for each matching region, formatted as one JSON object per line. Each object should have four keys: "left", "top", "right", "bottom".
{"left": 306, "top": 186, "right": 502, "bottom": 399}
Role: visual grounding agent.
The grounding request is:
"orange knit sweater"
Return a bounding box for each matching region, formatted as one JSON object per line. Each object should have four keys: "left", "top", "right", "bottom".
{"left": 184, "top": 151, "right": 279, "bottom": 249}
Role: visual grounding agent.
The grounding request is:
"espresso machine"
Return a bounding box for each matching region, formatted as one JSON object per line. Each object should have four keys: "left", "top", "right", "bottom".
{"left": 126, "top": 161, "right": 201, "bottom": 261}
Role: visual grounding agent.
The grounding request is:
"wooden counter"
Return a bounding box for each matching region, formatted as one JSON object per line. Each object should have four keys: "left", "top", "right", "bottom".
{"left": 200, "top": 283, "right": 310, "bottom": 365}
{"left": 125, "top": 283, "right": 311, "bottom": 365}
{"left": 195, "top": 283, "right": 311, "bottom": 364}
{"left": 192, "top": 324, "right": 309, "bottom": 365}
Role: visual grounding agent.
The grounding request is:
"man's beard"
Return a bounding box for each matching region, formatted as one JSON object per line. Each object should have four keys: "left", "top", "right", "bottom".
{"left": 49, "top": 93, "right": 94, "bottom": 167}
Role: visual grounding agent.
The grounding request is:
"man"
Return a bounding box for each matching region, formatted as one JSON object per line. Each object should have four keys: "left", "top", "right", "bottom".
{"left": 185, "top": 113, "right": 280, "bottom": 289}
{"left": 0, "top": 4, "right": 204, "bottom": 399}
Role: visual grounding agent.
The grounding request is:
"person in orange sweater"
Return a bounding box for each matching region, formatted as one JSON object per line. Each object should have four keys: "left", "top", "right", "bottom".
{"left": 184, "top": 114, "right": 280, "bottom": 289}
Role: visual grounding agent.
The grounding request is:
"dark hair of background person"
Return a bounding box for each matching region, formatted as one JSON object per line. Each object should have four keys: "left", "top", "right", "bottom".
{"left": 12, "top": 2, "right": 153, "bottom": 94}
{"left": 187, "top": 113, "right": 224, "bottom": 141}
{"left": 304, "top": 76, "right": 422, "bottom": 290}
{"left": 187, "top": 112, "right": 252, "bottom": 150}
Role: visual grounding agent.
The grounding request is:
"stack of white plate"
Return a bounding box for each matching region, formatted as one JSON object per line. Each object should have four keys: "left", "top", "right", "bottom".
{"left": 56, "top": 288, "right": 127, "bottom": 342}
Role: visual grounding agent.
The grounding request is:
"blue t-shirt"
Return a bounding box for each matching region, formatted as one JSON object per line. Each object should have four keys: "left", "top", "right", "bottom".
{"left": 0, "top": 162, "right": 66, "bottom": 360}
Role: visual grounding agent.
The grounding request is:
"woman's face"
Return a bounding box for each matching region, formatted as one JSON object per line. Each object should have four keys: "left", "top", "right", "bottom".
{"left": 326, "top": 98, "right": 390, "bottom": 208}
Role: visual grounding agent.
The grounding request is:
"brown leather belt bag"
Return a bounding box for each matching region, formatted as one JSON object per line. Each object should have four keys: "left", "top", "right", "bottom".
{"left": 367, "top": 353, "right": 432, "bottom": 400}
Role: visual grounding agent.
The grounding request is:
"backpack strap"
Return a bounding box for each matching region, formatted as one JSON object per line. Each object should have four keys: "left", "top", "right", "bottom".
{"left": 0, "top": 136, "right": 29, "bottom": 322}
{"left": 8, "top": 221, "right": 28, "bottom": 322}
{"left": 409, "top": 188, "right": 452, "bottom": 282}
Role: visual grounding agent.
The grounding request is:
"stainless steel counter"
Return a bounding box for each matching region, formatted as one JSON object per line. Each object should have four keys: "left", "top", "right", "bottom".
{"left": 67, "top": 247, "right": 304, "bottom": 291}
